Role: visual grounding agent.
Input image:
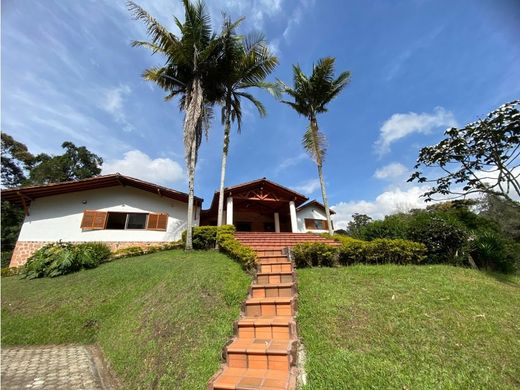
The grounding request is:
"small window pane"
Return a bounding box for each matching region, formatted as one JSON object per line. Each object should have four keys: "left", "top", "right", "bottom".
{"left": 106, "top": 212, "right": 126, "bottom": 230}
{"left": 126, "top": 213, "right": 147, "bottom": 229}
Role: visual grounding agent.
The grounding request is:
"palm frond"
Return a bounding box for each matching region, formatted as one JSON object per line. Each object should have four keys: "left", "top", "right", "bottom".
{"left": 302, "top": 124, "right": 327, "bottom": 165}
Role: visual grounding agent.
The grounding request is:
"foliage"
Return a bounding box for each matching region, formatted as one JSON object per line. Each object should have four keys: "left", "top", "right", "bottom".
{"left": 1, "top": 201, "right": 24, "bottom": 254}
{"left": 1, "top": 132, "right": 34, "bottom": 187}
{"left": 1, "top": 251, "right": 13, "bottom": 269}
{"left": 345, "top": 213, "right": 372, "bottom": 238}
{"left": 2, "top": 250, "right": 251, "bottom": 389}
{"left": 1, "top": 266, "right": 23, "bottom": 278}
{"left": 297, "top": 265, "right": 520, "bottom": 389}
{"left": 479, "top": 194, "right": 520, "bottom": 241}
{"left": 216, "top": 225, "right": 257, "bottom": 270}
{"left": 23, "top": 242, "right": 111, "bottom": 279}
{"left": 279, "top": 57, "right": 351, "bottom": 234}
{"left": 112, "top": 242, "right": 181, "bottom": 259}
{"left": 292, "top": 243, "right": 339, "bottom": 267}
{"left": 470, "top": 230, "right": 519, "bottom": 273}
{"left": 29, "top": 142, "right": 103, "bottom": 185}
{"left": 181, "top": 225, "right": 219, "bottom": 249}
{"left": 409, "top": 100, "right": 520, "bottom": 203}
{"left": 294, "top": 235, "right": 427, "bottom": 268}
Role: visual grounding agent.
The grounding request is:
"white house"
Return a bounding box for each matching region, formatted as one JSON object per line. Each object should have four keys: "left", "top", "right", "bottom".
{"left": 3, "top": 176, "right": 333, "bottom": 267}
{"left": 2, "top": 174, "right": 202, "bottom": 267}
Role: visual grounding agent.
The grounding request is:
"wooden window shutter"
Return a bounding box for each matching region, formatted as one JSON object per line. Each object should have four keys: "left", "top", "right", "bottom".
{"left": 81, "top": 210, "right": 108, "bottom": 230}
{"left": 147, "top": 213, "right": 168, "bottom": 231}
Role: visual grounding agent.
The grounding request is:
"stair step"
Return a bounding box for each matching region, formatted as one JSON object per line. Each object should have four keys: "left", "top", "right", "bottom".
{"left": 257, "top": 257, "right": 290, "bottom": 265}
{"left": 226, "top": 339, "right": 295, "bottom": 370}
{"left": 259, "top": 263, "right": 293, "bottom": 273}
{"left": 244, "top": 297, "right": 294, "bottom": 317}
{"left": 251, "top": 283, "right": 294, "bottom": 298}
{"left": 210, "top": 367, "right": 291, "bottom": 390}
{"left": 236, "top": 317, "right": 295, "bottom": 340}
{"left": 256, "top": 271, "right": 294, "bottom": 285}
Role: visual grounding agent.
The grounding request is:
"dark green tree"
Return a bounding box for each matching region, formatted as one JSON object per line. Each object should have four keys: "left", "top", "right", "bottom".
{"left": 409, "top": 100, "right": 520, "bottom": 204}
{"left": 345, "top": 213, "right": 372, "bottom": 238}
{"left": 1, "top": 133, "right": 35, "bottom": 187}
{"left": 29, "top": 142, "right": 103, "bottom": 184}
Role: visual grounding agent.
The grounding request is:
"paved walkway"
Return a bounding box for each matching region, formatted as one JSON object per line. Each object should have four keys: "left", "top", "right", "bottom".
{"left": 1, "top": 345, "right": 110, "bottom": 390}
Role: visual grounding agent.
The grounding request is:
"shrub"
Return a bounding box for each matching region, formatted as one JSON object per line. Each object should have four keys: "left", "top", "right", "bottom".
{"left": 23, "top": 242, "right": 111, "bottom": 279}
{"left": 1, "top": 266, "right": 22, "bottom": 277}
{"left": 182, "top": 226, "right": 219, "bottom": 249}
{"left": 292, "top": 243, "right": 339, "bottom": 268}
{"left": 471, "top": 230, "right": 519, "bottom": 273}
{"left": 216, "top": 225, "right": 256, "bottom": 270}
{"left": 1, "top": 251, "right": 13, "bottom": 269}
{"left": 365, "top": 239, "right": 426, "bottom": 265}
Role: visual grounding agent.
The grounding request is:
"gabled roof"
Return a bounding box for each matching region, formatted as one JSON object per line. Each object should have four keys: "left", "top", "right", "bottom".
{"left": 1, "top": 173, "right": 203, "bottom": 207}
{"left": 297, "top": 199, "right": 336, "bottom": 215}
{"left": 206, "top": 177, "right": 308, "bottom": 212}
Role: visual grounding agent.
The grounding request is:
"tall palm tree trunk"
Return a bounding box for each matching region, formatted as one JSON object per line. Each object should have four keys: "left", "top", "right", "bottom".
{"left": 310, "top": 116, "right": 334, "bottom": 235}
{"left": 217, "top": 97, "right": 232, "bottom": 228}
{"left": 184, "top": 78, "right": 204, "bottom": 250}
{"left": 317, "top": 162, "right": 334, "bottom": 235}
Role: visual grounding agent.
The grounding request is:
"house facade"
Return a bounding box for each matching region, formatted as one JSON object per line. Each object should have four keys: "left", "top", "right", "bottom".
{"left": 3, "top": 176, "right": 333, "bottom": 267}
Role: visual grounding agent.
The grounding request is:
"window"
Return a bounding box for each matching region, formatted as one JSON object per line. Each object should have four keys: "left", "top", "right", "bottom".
{"left": 304, "top": 218, "right": 328, "bottom": 231}
{"left": 81, "top": 210, "right": 168, "bottom": 231}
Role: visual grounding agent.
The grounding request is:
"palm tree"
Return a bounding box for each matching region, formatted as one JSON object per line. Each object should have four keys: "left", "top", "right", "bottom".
{"left": 279, "top": 57, "right": 351, "bottom": 235}
{"left": 128, "top": 0, "right": 227, "bottom": 249}
{"left": 215, "top": 20, "right": 279, "bottom": 229}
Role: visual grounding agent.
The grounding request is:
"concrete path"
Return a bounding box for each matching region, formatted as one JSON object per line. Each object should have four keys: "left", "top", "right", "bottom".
{"left": 1, "top": 345, "right": 116, "bottom": 390}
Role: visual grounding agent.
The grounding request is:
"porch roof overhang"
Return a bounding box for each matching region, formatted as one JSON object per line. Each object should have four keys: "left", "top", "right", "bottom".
{"left": 1, "top": 173, "right": 203, "bottom": 208}
{"left": 204, "top": 178, "right": 308, "bottom": 216}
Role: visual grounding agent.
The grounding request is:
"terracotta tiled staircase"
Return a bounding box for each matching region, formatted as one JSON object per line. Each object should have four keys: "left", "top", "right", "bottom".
{"left": 208, "top": 233, "right": 339, "bottom": 390}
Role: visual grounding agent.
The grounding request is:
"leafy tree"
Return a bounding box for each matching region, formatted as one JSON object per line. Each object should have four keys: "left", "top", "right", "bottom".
{"left": 279, "top": 57, "right": 351, "bottom": 234}
{"left": 29, "top": 142, "right": 102, "bottom": 184}
{"left": 409, "top": 100, "right": 520, "bottom": 204}
{"left": 479, "top": 194, "right": 520, "bottom": 241}
{"left": 129, "top": 0, "right": 229, "bottom": 249}
{"left": 215, "top": 20, "right": 279, "bottom": 228}
{"left": 1, "top": 133, "right": 34, "bottom": 187}
{"left": 345, "top": 213, "right": 372, "bottom": 238}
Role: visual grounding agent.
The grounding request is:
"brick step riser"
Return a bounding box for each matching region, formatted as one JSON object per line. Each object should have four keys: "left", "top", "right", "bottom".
{"left": 244, "top": 302, "right": 294, "bottom": 317}
{"left": 259, "top": 264, "right": 293, "bottom": 273}
{"left": 257, "top": 257, "right": 290, "bottom": 264}
{"left": 256, "top": 273, "right": 294, "bottom": 285}
{"left": 250, "top": 285, "right": 294, "bottom": 299}
{"left": 227, "top": 352, "right": 291, "bottom": 371}
{"left": 236, "top": 323, "right": 295, "bottom": 340}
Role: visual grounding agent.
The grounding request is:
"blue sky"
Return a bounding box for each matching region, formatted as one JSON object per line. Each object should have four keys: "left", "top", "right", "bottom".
{"left": 2, "top": 0, "right": 520, "bottom": 228}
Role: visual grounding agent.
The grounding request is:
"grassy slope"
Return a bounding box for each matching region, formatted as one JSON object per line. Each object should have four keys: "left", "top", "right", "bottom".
{"left": 2, "top": 250, "right": 251, "bottom": 389}
{"left": 297, "top": 265, "right": 520, "bottom": 390}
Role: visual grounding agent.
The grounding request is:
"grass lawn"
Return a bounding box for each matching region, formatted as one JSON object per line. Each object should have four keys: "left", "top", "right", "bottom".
{"left": 297, "top": 265, "right": 520, "bottom": 389}
{"left": 2, "top": 250, "right": 251, "bottom": 389}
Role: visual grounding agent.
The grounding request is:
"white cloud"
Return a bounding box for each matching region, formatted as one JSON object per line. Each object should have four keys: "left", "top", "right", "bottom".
{"left": 275, "top": 153, "right": 308, "bottom": 174}
{"left": 331, "top": 186, "right": 433, "bottom": 230}
{"left": 294, "top": 178, "right": 320, "bottom": 195}
{"left": 375, "top": 107, "right": 457, "bottom": 156}
{"left": 100, "top": 85, "right": 135, "bottom": 132}
{"left": 374, "top": 162, "right": 408, "bottom": 180}
{"left": 102, "top": 150, "right": 184, "bottom": 185}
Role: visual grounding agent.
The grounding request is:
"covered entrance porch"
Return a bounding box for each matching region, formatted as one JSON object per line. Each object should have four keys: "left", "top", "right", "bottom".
{"left": 201, "top": 178, "right": 308, "bottom": 233}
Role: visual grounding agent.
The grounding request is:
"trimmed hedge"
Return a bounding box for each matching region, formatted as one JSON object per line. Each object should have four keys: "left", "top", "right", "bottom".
{"left": 216, "top": 225, "right": 257, "bottom": 270}
{"left": 293, "top": 235, "right": 427, "bottom": 268}
{"left": 112, "top": 242, "right": 181, "bottom": 259}
{"left": 24, "top": 242, "right": 112, "bottom": 279}
{"left": 182, "top": 225, "right": 256, "bottom": 270}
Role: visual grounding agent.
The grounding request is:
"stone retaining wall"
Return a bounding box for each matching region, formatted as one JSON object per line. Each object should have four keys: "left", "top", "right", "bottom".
{"left": 9, "top": 241, "right": 171, "bottom": 268}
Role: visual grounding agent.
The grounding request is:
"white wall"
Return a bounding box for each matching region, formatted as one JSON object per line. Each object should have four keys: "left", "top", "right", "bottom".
{"left": 18, "top": 186, "right": 199, "bottom": 242}
{"left": 296, "top": 206, "right": 328, "bottom": 233}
